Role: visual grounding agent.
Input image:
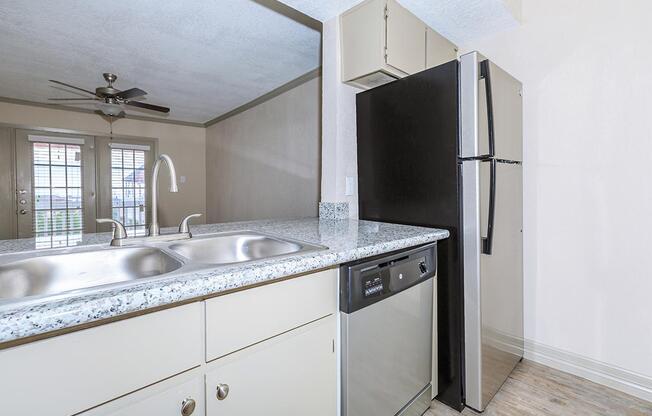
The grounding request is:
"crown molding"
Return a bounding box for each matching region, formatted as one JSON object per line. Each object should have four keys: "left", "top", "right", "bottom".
{"left": 0, "top": 96, "right": 205, "bottom": 128}
{"left": 0, "top": 66, "right": 322, "bottom": 130}
{"left": 204, "top": 67, "right": 321, "bottom": 127}
{"left": 252, "top": 0, "right": 322, "bottom": 32}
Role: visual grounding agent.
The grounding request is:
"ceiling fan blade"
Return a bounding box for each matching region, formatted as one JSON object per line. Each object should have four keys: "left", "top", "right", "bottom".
{"left": 49, "top": 80, "right": 96, "bottom": 96}
{"left": 125, "top": 100, "right": 170, "bottom": 113}
{"left": 116, "top": 88, "right": 147, "bottom": 100}
{"left": 48, "top": 98, "right": 99, "bottom": 101}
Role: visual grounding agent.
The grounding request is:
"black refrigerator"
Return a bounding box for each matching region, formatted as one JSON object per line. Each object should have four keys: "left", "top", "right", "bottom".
{"left": 356, "top": 51, "right": 524, "bottom": 412}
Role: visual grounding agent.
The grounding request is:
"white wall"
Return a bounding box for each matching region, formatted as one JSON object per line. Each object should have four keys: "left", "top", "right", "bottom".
{"left": 461, "top": 0, "right": 652, "bottom": 397}
{"left": 321, "top": 17, "right": 359, "bottom": 218}
{"left": 0, "top": 101, "right": 206, "bottom": 228}
{"left": 205, "top": 77, "right": 321, "bottom": 223}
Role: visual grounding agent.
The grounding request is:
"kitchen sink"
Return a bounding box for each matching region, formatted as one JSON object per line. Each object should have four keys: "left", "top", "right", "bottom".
{"left": 0, "top": 230, "right": 326, "bottom": 303}
{"left": 0, "top": 247, "right": 183, "bottom": 301}
{"left": 167, "top": 231, "right": 326, "bottom": 265}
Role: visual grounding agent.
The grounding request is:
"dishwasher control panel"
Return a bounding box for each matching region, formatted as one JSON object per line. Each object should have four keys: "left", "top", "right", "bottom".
{"left": 340, "top": 244, "right": 437, "bottom": 313}
{"left": 363, "top": 274, "right": 385, "bottom": 298}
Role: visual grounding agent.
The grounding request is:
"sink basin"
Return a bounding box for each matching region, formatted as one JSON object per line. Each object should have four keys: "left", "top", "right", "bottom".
{"left": 0, "top": 247, "right": 183, "bottom": 300}
{"left": 167, "top": 231, "right": 326, "bottom": 265}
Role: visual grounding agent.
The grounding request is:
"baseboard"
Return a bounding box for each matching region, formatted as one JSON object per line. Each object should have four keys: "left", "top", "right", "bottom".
{"left": 524, "top": 338, "right": 652, "bottom": 403}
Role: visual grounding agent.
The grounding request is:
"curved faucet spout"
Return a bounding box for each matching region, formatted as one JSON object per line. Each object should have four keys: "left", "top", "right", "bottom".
{"left": 150, "top": 154, "right": 178, "bottom": 236}
{"left": 155, "top": 154, "right": 178, "bottom": 192}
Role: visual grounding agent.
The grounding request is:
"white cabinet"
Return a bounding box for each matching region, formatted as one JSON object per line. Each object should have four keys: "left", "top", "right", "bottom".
{"left": 82, "top": 371, "right": 204, "bottom": 416}
{"left": 206, "top": 315, "right": 337, "bottom": 416}
{"left": 426, "top": 27, "right": 457, "bottom": 69}
{"left": 0, "top": 269, "right": 339, "bottom": 415}
{"left": 385, "top": 0, "right": 426, "bottom": 75}
{"left": 340, "top": 0, "right": 457, "bottom": 89}
{"left": 341, "top": 0, "right": 424, "bottom": 89}
{"left": 0, "top": 303, "right": 203, "bottom": 416}
{"left": 205, "top": 268, "right": 337, "bottom": 361}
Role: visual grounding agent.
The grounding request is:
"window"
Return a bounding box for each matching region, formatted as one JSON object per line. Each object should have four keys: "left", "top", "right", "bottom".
{"left": 111, "top": 148, "right": 147, "bottom": 236}
{"left": 32, "top": 142, "right": 84, "bottom": 248}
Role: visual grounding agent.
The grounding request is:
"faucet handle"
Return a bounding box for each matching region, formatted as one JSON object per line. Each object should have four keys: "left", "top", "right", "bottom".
{"left": 179, "top": 213, "right": 202, "bottom": 236}
{"left": 96, "top": 218, "right": 128, "bottom": 240}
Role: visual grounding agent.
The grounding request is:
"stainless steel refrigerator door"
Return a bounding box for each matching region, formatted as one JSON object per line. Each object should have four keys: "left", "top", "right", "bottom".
{"left": 461, "top": 52, "right": 524, "bottom": 411}
{"left": 462, "top": 160, "right": 524, "bottom": 411}
{"left": 460, "top": 52, "right": 523, "bottom": 162}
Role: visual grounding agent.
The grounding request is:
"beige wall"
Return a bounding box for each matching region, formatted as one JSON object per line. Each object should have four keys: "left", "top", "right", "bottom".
{"left": 0, "top": 101, "right": 206, "bottom": 228}
{"left": 205, "top": 77, "right": 321, "bottom": 223}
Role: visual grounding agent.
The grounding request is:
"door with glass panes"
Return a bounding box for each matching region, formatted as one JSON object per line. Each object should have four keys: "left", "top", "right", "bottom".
{"left": 96, "top": 137, "right": 154, "bottom": 237}
{"left": 15, "top": 130, "right": 97, "bottom": 246}
{"left": 15, "top": 130, "right": 155, "bottom": 246}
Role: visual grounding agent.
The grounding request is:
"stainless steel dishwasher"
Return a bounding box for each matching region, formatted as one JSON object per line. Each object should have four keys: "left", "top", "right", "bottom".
{"left": 341, "top": 243, "right": 436, "bottom": 416}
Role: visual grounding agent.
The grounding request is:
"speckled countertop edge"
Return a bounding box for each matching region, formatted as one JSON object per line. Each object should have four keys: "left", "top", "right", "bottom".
{"left": 0, "top": 218, "right": 449, "bottom": 344}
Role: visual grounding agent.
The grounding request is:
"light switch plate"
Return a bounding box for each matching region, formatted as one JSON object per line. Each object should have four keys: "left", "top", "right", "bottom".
{"left": 345, "top": 176, "right": 355, "bottom": 196}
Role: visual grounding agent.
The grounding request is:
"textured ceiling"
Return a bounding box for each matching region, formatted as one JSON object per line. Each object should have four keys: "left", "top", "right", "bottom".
{"left": 0, "top": 0, "right": 321, "bottom": 123}
{"left": 398, "top": 0, "right": 520, "bottom": 45}
{"left": 279, "top": 0, "right": 520, "bottom": 45}
{"left": 276, "top": 0, "right": 365, "bottom": 22}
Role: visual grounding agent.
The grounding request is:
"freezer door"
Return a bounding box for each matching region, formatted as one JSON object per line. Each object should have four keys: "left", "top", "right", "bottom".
{"left": 460, "top": 52, "right": 523, "bottom": 162}
{"left": 463, "top": 160, "right": 524, "bottom": 411}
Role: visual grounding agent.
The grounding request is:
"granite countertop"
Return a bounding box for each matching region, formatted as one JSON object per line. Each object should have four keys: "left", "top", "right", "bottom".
{"left": 0, "top": 218, "right": 449, "bottom": 345}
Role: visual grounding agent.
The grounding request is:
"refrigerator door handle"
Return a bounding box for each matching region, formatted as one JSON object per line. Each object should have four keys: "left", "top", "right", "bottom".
{"left": 481, "top": 158, "right": 496, "bottom": 255}
{"left": 480, "top": 59, "right": 495, "bottom": 158}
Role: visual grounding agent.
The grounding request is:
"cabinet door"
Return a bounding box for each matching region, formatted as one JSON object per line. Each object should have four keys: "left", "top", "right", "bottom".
{"left": 426, "top": 27, "right": 457, "bottom": 69}
{"left": 206, "top": 316, "right": 336, "bottom": 416}
{"left": 340, "top": 0, "right": 386, "bottom": 83}
{"left": 385, "top": 0, "right": 426, "bottom": 75}
{"left": 0, "top": 303, "right": 203, "bottom": 416}
{"left": 82, "top": 374, "right": 204, "bottom": 416}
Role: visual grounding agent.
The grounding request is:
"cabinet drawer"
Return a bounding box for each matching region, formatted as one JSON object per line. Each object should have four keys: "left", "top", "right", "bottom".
{"left": 0, "top": 302, "right": 203, "bottom": 416}
{"left": 82, "top": 371, "right": 204, "bottom": 416}
{"left": 205, "top": 268, "right": 337, "bottom": 361}
{"left": 206, "top": 315, "right": 337, "bottom": 416}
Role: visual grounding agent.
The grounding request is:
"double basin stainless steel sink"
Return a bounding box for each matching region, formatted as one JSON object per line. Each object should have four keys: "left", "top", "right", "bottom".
{"left": 0, "top": 231, "right": 326, "bottom": 302}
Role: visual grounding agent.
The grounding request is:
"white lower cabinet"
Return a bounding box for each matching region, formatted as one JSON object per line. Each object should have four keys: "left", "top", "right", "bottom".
{"left": 205, "top": 315, "right": 337, "bottom": 416}
{"left": 0, "top": 302, "right": 203, "bottom": 416}
{"left": 82, "top": 371, "right": 205, "bottom": 416}
{"left": 0, "top": 269, "right": 339, "bottom": 416}
{"left": 205, "top": 269, "right": 337, "bottom": 361}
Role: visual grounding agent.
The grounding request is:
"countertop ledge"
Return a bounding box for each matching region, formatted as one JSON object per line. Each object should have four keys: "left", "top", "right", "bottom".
{"left": 0, "top": 218, "right": 448, "bottom": 345}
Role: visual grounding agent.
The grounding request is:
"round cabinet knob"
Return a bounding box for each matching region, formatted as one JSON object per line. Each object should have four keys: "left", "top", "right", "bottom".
{"left": 216, "top": 383, "right": 230, "bottom": 400}
{"left": 180, "top": 398, "right": 196, "bottom": 416}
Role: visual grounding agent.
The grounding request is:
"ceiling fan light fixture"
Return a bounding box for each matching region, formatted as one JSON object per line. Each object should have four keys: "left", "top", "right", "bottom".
{"left": 97, "top": 101, "right": 123, "bottom": 116}
{"left": 49, "top": 73, "right": 169, "bottom": 115}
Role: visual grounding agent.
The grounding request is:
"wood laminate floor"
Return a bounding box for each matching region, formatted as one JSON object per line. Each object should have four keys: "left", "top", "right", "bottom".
{"left": 427, "top": 360, "right": 652, "bottom": 416}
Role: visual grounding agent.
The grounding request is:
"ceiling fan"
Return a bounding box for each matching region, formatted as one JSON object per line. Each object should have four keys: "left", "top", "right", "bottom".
{"left": 48, "top": 73, "right": 170, "bottom": 116}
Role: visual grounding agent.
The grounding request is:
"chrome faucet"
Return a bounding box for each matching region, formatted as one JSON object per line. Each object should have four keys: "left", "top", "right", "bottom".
{"left": 96, "top": 154, "right": 202, "bottom": 247}
{"left": 150, "top": 154, "right": 178, "bottom": 236}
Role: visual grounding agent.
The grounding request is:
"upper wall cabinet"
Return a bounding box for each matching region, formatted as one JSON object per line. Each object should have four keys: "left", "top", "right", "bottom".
{"left": 426, "top": 27, "right": 458, "bottom": 69}
{"left": 341, "top": 0, "right": 457, "bottom": 89}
